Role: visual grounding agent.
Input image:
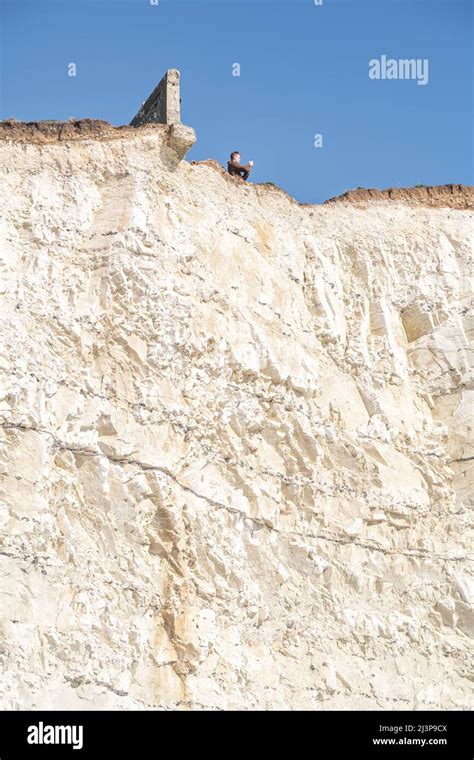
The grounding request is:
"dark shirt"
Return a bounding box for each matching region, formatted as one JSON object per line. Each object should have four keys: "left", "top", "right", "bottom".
{"left": 227, "top": 160, "right": 251, "bottom": 178}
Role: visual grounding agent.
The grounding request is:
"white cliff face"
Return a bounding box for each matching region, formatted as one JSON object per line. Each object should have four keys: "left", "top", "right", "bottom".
{"left": 0, "top": 123, "right": 472, "bottom": 710}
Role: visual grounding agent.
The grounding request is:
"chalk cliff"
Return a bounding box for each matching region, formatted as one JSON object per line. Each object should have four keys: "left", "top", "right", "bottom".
{"left": 0, "top": 120, "right": 472, "bottom": 710}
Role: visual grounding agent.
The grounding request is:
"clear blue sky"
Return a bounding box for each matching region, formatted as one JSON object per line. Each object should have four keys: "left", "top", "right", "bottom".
{"left": 1, "top": 0, "right": 472, "bottom": 203}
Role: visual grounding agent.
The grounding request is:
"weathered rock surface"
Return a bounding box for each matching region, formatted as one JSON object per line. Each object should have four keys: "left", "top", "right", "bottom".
{"left": 0, "top": 121, "right": 472, "bottom": 710}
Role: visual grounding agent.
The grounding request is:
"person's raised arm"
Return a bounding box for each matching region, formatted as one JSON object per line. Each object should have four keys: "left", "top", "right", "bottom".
{"left": 230, "top": 160, "right": 251, "bottom": 172}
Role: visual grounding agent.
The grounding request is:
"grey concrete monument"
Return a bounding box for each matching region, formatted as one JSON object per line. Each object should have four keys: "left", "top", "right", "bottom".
{"left": 130, "top": 69, "right": 181, "bottom": 127}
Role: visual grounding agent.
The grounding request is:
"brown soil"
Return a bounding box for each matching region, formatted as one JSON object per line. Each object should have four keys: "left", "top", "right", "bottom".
{"left": 0, "top": 118, "right": 166, "bottom": 144}
{"left": 324, "top": 184, "right": 474, "bottom": 210}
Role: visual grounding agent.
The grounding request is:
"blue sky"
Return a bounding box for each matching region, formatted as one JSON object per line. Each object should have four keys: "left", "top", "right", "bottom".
{"left": 1, "top": 0, "right": 472, "bottom": 203}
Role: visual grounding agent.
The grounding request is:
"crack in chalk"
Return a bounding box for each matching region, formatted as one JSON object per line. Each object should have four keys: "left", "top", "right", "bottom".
{"left": 3, "top": 369, "right": 453, "bottom": 479}
{"left": 1, "top": 422, "right": 471, "bottom": 564}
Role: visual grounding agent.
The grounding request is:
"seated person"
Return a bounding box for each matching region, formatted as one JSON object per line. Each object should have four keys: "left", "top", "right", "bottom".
{"left": 227, "top": 151, "right": 254, "bottom": 181}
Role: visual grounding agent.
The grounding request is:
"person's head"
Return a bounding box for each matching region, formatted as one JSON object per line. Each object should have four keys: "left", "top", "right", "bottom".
{"left": 230, "top": 151, "right": 240, "bottom": 163}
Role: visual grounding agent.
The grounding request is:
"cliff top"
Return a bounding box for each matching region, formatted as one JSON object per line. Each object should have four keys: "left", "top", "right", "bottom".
{"left": 1, "top": 118, "right": 472, "bottom": 209}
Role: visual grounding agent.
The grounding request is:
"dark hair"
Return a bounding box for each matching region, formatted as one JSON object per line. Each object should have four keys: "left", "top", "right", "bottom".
{"left": 230, "top": 151, "right": 240, "bottom": 160}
